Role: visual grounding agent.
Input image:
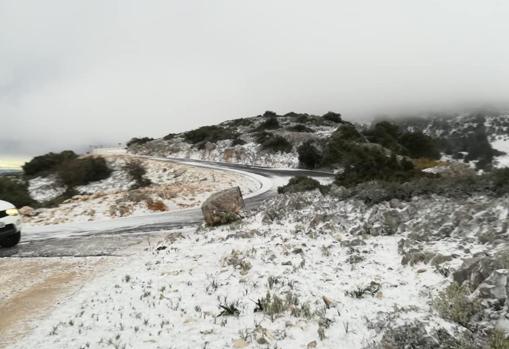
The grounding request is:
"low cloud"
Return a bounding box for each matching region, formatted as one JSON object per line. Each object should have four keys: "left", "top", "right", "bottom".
{"left": 1, "top": 1, "right": 508, "bottom": 156}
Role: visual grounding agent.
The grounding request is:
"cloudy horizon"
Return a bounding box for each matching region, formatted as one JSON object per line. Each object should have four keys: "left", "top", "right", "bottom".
{"left": 1, "top": 1, "right": 509, "bottom": 157}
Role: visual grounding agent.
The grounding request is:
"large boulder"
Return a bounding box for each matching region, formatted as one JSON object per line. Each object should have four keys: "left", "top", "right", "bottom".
{"left": 201, "top": 187, "right": 245, "bottom": 226}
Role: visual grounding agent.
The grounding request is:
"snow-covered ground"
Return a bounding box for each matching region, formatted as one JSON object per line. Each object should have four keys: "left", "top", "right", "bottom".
{"left": 492, "top": 137, "right": 509, "bottom": 168}
{"left": 25, "top": 156, "right": 260, "bottom": 226}
{"left": 12, "top": 190, "right": 508, "bottom": 349}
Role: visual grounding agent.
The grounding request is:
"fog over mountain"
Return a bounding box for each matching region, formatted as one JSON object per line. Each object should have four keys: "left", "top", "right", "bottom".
{"left": 1, "top": 1, "right": 509, "bottom": 155}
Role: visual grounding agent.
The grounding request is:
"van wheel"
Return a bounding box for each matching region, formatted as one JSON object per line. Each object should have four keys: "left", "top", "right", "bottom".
{"left": 0, "top": 232, "right": 21, "bottom": 248}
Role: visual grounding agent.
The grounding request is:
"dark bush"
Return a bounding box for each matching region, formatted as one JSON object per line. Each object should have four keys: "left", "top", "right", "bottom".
{"left": 256, "top": 133, "right": 293, "bottom": 153}
{"left": 322, "top": 112, "right": 342, "bottom": 123}
{"left": 124, "top": 160, "right": 151, "bottom": 189}
{"left": 331, "top": 168, "right": 509, "bottom": 205}
{"left": 231, "top": 137, "right": 246, "bottom": 146}
{"left": 183, "top": 126, "right": 237, "bottom": 145}
{"left": 257, "top": 117, "right": 280, "bottom": 131}
{"left": 297, "top": 141, "right": 323, "bottom": 169}
{"left": 493, "top": 168, "right": 509, "bottom": 193}
{"left": 262, "top": 111, "right": 278, "bottom": 118}
{"left": 278, "top": 176, "right": 322, "bottom": 194}
{"left": 126, "top": 137, "right": 154, "bottom": 148}
{"left": 336, "top": 124, "right": 365, "bottom": 142}
{"left": 23, "top": 151, "right": 78, "bottom": 176}
{"left": 286, "top": 124, "right": 315, "bottom": 133}
{"left": 227, "top": 118, "right": 253, "bottom": 128}
{"left": 58, "top": 157, "right": 112, "bottom": 187}
{"left": 335, "top": 148, "right": 422, "bottom": 187}
{"left": 363, "top": 121, "right": 405, "bottom": 154}
{"left": 399, "top": 132, "right": 441, "bottom": 159}
{"left": 163, "top": 133, "right": 177, "bottom": 141}
{"left": 296, "top": 114, "right": 310, "bottom": 123}
{"left": 0, "top": 177, "right": 33, "bottom": 207}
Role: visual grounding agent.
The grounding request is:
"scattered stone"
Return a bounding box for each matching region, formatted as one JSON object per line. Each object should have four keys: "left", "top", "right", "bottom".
{"left": 232, "top": 339, "right": 248, "bottom": 348}
{"left": 19, "top": 206, "right": 35, "bottom": 217}
{"left": 322, "top": 296, "right": 334, "bottom": 309}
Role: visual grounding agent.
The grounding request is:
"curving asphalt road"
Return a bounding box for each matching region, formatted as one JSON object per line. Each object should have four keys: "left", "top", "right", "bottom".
{"left": 0, "top": 158, "right": 334, "bottom": 258}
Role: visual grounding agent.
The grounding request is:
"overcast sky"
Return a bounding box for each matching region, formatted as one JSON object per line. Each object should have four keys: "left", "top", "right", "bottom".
{"left": 1, "top": 0, "right": 508, "bottom": 156}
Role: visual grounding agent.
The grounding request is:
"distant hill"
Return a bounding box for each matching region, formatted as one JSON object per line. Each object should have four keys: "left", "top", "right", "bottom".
{"left": 127, "top": 110, "right": 509, "bottom": 170}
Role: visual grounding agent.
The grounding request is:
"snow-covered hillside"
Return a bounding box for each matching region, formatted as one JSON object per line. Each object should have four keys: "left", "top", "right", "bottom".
{"left": 25, "top": 156, "right": 259, "bottom": 226}
{"left": 11, "top": 190, "right": 509, "bottom": 348}
{"left": 128, "top": 112, "right": 342, "bottom": 168}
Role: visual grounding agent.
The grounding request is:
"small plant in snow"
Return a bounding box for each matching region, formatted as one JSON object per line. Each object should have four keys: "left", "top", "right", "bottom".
{"left": 433, "top": 282, "right": 480, "bottom": 328}
{"left": 218, "top": 302, "right": 240, "bottom": 317}
{"left": 489, "top": 329, "right": 509, "bottom": 349}
{"left": 345, "top": 281, "right": 381, "bottom": 298}
{"left": 222, "top": 249, "right": 252, "bottom": 274}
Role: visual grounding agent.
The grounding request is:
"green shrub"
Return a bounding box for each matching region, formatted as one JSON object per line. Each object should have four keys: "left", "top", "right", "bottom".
{"left": 278, "top": 176, "right": 322, "bottom": 194}
{"left": 22, "top": 151, "right": 78, "bottom": 176}
{"left": 255, "top": 132, "right": 292, "bottom": 153}
{"left": 433, "top": 282, "right": 480, "bottom": 328}
{"left": 399, "top": 132, "right": 441, "bottom": 159}
{"left": 322, "top": 112, "right": 342, "bottom": 123}
{"left": 493, "top": 168, "right": 509, "bottom": 192}
{"left": 297, "top": 141, "right": 323, "bottom": 169}
{"left": 489, "top": 329, "right": 509, "bottom": 349}
{"left": 123, "top": 160, "right": 151, "bottom": 189}
{"left": 231, "top": 137, "right": 246, "bottom": 146}
{"left": 320, "top": 125, "right": 366, "bottom": 167}
{"left": 363, "top": 121, "right": 406, "bottom": 154}
{"left": 257, "top": 116, "right": 280, "bottom": 131}
{"left": 0, "top": 177, "right": 33, "bottom": 207}
{"left": 262, "top": 110, "right": 278, "bottom": 118}
{"left": 335, "top": 149, "right": 420, "bottom": 187}
{"left": 57, "top": 157, "right": 112, "bottom": 187}
{"left": 287, "top": 124, "right": 315, "bottom": 133}
{"left": 183, "top": 126, "right": 237, "bottom": 145}
{"left": 126, "top": 137, "right": 154, "bottom": 147}
{"left": 163, "top": 133, "right": 177, "bottom": 141}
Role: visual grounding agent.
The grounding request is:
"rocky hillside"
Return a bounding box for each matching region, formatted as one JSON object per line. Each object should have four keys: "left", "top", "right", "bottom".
{"left": 12, "top": 188, "right": 509, "bottom": 348}
{"left": 392, "top": 111, "right": 509, "bottom": 169}
{"left": 127, "top": 111, "right": 345, "bottom": 168}
{"left": 127, "top": 110, "right": 509, "bottom": 171}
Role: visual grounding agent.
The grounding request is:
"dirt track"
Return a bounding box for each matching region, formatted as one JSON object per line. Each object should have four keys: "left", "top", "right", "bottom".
{"left": 0, "top": 256, "right": 114, "bottom": 348}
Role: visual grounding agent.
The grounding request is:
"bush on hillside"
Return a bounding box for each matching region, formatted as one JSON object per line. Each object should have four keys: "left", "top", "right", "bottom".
{"left": 183, "top": 126, "right": 237, "bottom": 145}
{"left": 322, "top": 112, "right": 342, "bottom": 123}
{"left": 336, "top": 124, "right": 365, "bottom": 142}
{"left": 257, "top": 117, "right": 281, "bottom": 131}
{"left": 227, "top": 118, "right": 253, "bottom": 128}
{"left": 255, "top": 132, "right": 292, "bottom": 153}
{"left": 262, "top": 111, "right": 278, "bottom": 118}
{"left": 0, "top": 177, "right": 33, "bottom": 207}
{"left": 335, "top": 148, "right": 419, "bottom": 187}
{"left": 22, "top": 150, "right": 78, "bottom": 176}
{"left": 231, "top": 137, "right": 247, "bottom": 146}
{"left": 58, "top": 157, "right": 112, "bottom": 187}
{"left": 286, "top": 124, "right": 315, "bottom": 133}
{"left": 363, "top": 121, "right": 406, "bottom": 154}
{"left": 297, "top": 141, "right": 323, "bottom": 169}
{"left": 399, "top": 132, "right": 441, "bottom": 160}
{"left": 124, "top": 160, "right": 151, "bottom": 189}
{"left": 278, "top": 176, "right": 322, "bottom": 194}
{"left": 126, "top": 137, "right": 154, "bottom": 148}
{"left": 330, "top": 168, "right": 509, "bottom": 205}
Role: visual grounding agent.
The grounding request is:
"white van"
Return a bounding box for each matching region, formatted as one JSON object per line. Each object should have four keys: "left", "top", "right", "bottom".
{"left": 0, "top": 200, "right": 21, "bottom": 247}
